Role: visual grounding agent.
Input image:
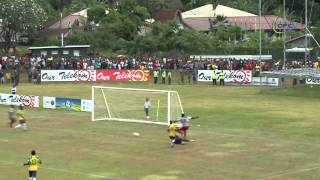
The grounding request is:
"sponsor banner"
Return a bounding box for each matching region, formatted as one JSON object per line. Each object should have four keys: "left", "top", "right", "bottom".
{"left": 96, "top": 70, "right": 150, "bottom": 81}
{"left": 306, "top": 78, "right": 320, "bottom": 85}
{"left": 198, "top": 70, "right": 252, "bottom": 83}
{"left": 251, "top": 77, "right": 279, "bottom": 86}
{"left": 56, "top": 97, "right": 81, "bottom": 111}
{"left": 43, "top": 96, "right": 56, "bottom": 109}
{"left": 41, "top": 70, "right": 96, "bottom": 82}
{"left": 81, "top": 99, "right": 92, "bottom": 112}
{"left": 0, "top": 93, "right": 39, "bottom": 107}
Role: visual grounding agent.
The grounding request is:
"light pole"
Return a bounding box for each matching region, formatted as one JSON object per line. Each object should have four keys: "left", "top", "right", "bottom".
{"left": 259, "top": 0, "right": 262, "bottom": 72}
{"left": 283, "top": 0, "right": 286, "bottom": 70}
{"left": 304, "top": 0, "right": 308, "bottom": 68}
{"left": 0, "top": 19, "right": 2, "bottom": 52}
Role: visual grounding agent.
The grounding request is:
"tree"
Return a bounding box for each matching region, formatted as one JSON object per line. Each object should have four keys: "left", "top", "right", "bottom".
{"left": 87, "top": 5, "right": 107, "bottom": 24}
{"left": 0, "top": 0, "right": 47, "bottom": 53}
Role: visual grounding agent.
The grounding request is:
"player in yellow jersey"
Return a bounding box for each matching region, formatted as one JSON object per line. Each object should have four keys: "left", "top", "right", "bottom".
{"left": 24, "top": 150, "right": 42, "bottom": 180}
{"left": 14, "top": 105, "right": 27, "bottom": 130}
{"left": 167, "top": 121, "right": 183, "bottom": 147}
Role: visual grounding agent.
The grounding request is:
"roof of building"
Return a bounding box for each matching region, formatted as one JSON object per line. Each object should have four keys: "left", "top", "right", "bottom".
{"left": 154, "top": 10, "right": 182, "bottom": 23}
{"left": 28, "top": 45, "right": 90, "bottom": 50}
{"left": 166, "top": 0, "right": 184, "bottom": 10}
{"left": 183, "top": 15, "right": 304, "bottom": 32}
{"left": 182, "top": 4, "right": 256, "bottom": 18}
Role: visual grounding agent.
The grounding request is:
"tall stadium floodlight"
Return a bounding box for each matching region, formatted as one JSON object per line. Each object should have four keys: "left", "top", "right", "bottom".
{"left": 91, "top": 86, "right": 184, "bottom": 125}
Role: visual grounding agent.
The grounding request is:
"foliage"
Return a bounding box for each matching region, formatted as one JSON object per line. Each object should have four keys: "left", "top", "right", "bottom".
{"left": 0, "top": 0, "right": 47, "bottom": 53}
{"left": 87, "top": 5, "right": 107, "bottom": 24}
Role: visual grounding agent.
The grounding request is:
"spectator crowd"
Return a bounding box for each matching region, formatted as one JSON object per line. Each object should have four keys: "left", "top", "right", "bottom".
{"left": 0, "top": 55, "right": 320, "bottom": 85}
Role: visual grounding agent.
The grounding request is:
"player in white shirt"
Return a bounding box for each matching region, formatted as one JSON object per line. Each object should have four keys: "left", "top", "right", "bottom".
{"left": 177, "top": 113, "right": 199, "bottom": 141}
{"left": 144, "top": 98, "right": 151, "bottom": 119}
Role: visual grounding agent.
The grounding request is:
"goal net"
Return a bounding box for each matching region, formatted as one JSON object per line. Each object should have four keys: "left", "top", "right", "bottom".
{"left": 92, "top": 86, "right": 184, "bottom": 125}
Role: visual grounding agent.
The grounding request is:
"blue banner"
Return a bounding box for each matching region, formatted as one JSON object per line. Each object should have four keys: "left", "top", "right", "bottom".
{"left": 56, "top": 98, "right": 81, "bottom": 111}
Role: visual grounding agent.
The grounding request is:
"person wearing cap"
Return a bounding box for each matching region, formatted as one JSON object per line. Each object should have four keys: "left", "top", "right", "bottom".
{"left": 24, "top": 150, "right": 42, "bottom": 180}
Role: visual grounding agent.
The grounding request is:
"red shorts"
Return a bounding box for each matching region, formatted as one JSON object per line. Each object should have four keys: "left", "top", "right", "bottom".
{"left": 179, "top": 126, "right": 189, "bottom": 133}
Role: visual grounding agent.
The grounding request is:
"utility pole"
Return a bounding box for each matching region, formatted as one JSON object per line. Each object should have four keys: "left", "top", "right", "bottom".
{"left": 59, "top": 0, "right": 64, "bottom": 46}
{"left": 305, "top": 0, "right": 308, "bottom": 68}
{"left": 259, "top": 0, "right": 262, "bottom": 72}
{"left": 283, "top": 0, "right": 286, "bottom": 70}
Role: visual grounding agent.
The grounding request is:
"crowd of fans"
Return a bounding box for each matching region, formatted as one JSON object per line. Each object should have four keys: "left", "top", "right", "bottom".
{"left": 0, "top": 55, "right": 319, "bottom": 84}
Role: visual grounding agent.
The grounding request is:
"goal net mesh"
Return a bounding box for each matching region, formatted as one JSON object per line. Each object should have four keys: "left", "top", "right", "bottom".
{"left": 92, "top": 86, "right": 184, "bottom": 125}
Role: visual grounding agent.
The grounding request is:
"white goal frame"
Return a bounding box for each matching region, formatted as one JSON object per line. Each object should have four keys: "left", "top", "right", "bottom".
{"left": 91, "top": 86, "right": 184, "bottom": 125}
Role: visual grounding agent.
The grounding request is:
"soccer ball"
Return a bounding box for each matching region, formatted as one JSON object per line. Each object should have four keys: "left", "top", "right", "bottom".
{"left": 133, "top": 132, "right": 140, "bottom": 136}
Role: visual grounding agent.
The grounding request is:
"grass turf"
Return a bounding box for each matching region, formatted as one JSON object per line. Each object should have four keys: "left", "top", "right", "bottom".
{"left": 0, "top": 83, "right": 320, "bottom": 180}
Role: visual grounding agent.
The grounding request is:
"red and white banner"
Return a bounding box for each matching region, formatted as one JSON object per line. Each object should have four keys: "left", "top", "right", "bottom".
{"left": 41, "top": 70, "right": 150, "bottom": 82}
{"left": 96, "top": 70, "right": 150, "bottom": 81}
{"left": 0, "top": 93, "right": 39, "bottom": 107}
{"left": 41, "top": 70, "right": 96, "bottom": 82}
{"left": 198, "top": 70, "right": 252, "bottom": 83}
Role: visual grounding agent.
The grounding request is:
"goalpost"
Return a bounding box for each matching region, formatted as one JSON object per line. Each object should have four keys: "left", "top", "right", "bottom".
{"left": 91, "top": 86, "right": 184, "bottom": 125}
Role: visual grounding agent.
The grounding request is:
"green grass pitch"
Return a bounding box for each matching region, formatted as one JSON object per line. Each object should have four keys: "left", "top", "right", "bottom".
{"left": 1, "top": 83, "right": 320, "bottom": 180}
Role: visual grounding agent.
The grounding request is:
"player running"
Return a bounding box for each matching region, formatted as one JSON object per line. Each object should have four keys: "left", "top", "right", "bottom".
{"left": 14, "top": 105, "right": 27, "bottom": 130}
{"left": 24, "top": 150, "right": 42, "bottom": 180}
{"left": 8, "top": 105, "right": 16, "bottom": 128}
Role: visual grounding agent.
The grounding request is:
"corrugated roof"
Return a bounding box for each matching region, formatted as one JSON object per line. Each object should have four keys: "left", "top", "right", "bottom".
{"left": 182, "top": 4, "right": 256, "bottom": 18}
{"left": 154, "top": 10, "right": 181, "bottom": 22}
{"left": 183, "top": 16, "right": 304, "bottom": 32}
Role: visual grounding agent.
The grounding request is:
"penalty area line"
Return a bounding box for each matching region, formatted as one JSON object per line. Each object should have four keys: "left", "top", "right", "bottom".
{"left": 256, "top": 165, "right": 320, "bottom": 180}
{"left": 0, "top": 160, "right": 122, "bottom": 180}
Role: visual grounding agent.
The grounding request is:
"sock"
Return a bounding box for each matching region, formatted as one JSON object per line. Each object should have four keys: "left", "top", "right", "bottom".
{"left": 29, "top": 177, "right": 32, "bottom": 180}
{"left": 22, "top": 123, "right": 27, "bottom": 130}
{"left": 14, "top": 124, "right": 21, "bottom": 128}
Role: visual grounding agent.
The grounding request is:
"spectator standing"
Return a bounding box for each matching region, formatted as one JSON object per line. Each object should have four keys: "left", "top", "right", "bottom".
{"left": 153, "top": 70, "right": 159, "bottom": 84}
{"left": 179, "top": 63, "right": 184, "bottom": 84}
{"left": 167, "top": 71, "right": 172, "bottom": 85}
{"left": 0, "top": 70, "right": 4, "bottom": 84}
{"left": 161, "top": 70, "right": 166, "bottom": 84}
{"left": 212, "top": 70, "right": 217, "bottom": 86}
{"left": 219, "top": 70, "right": 225, "bottom": 86}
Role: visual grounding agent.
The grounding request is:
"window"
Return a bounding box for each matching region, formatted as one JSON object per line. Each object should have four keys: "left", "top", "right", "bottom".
{"left": 63, "top": 50, "right": 69, "bottom": 55}
{"left": 52, "top": 50, "right": 58, "bottom": 55}
{"left": 73, "top": 50, "right": 80, "bottom": 57}
{"left": 40, "top": 50, "right": 47, "bottom": 56}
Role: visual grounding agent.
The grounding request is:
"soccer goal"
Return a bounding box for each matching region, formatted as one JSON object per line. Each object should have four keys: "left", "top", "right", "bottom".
{"left": 91, "top": 86, "right": 184, "bottom": 125}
